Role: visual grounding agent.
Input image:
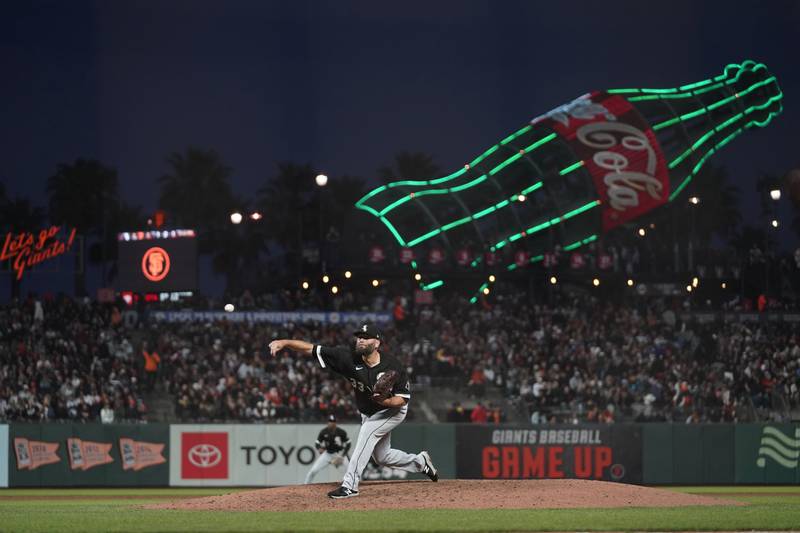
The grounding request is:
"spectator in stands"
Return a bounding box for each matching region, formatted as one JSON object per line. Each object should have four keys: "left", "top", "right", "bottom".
{"left": 446, "top": 402, "right": 467, "bottom": 422}
{"left": 142, "top": 341, "right": 161, "bottom": 392}
{"left": 0, "top": 296, "right": 146, "bottom": 423}
{"left": 468, "top": 365, "right": 486, "bottom": 398}
{"left": 2, "top": 284, "right": 798, "bottom": 426}
{"left": 100, "top": 402, "right": 115, "bottom": 424}
{"left": 470, "top": 402, "right": 488, "bottom": 423}
{"left": 485, "top": 402, "right": 502, "bottom": 424}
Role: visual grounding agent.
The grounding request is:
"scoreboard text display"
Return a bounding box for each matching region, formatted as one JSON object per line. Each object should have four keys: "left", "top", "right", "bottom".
{"left": 117, "top": 233, "right": 197, "bottom": 292}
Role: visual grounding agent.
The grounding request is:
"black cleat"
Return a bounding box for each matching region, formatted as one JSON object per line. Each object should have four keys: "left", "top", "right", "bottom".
{"left": 420, "top": 451, "right": 438, "bottom": 482}
{"left": 327, "top": 486, "right": 359, "bottom": 499}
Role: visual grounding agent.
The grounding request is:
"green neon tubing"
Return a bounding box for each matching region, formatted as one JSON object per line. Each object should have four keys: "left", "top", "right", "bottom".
{"left": 403, "top": 180, "right": 544, "bottom": 247}
{"left": 449, "top": 175, "right": 488, "bottom": 193}
{"left": 607, "top": 60, "right": 761, "bottom": 95}
{"left": 559, "top": 161, "right": 585, "bottom": 175}
{"left": 483, "top": 237, "right": 597, "bottom": 303}
{"left": 652, "top": 76, "right": 777, "bottom": 132}
{"left": 440, "top": 215, "right": 473, "bottom": 232}
{"left": 488, "top": 152, "right": 522, "bottom": 175}
{"left": 371, "top": 134, "right": 554, "bottom": 217}
{"left": 356, "top": 126, "right": 541, "bottom": 209}
{"left": 564, "top": 235, "right": 598, "bottom": 251}
{"left": 406, "top": 228, "right": 442, "bottom": 248}
{"left": 501, "top": 125, "right": 533, "bottom": 145}
{"left": 523, "top": 133, "right": 556, "bottom": 152}
{"left": 520, "top": 182, "right": 544, "bottom": 196}
{"left": 356, "top": 133, "right": 556, "bottom": 248}
{"left": 406, "top": 158, "right": 580, "bottom": 250}
{"left": 669, "top": 105, "right": 782, "bottom": 201}
{"left": 493, "top": 200, "right": 599, "bottom": 250}
{"left": 626, "top": 62, "right": 766, "bottom": 102}
{"left": 379, "top": 217, "right": 407, "bottom": 247}
{"left": 668, "top": 92, "right": 783, "bottom": 170}
{"left": 421, "top": 280, "right": 444, "bottom": 291}
{"left": 377, "top": 174, "right": 489, "bottom": 216}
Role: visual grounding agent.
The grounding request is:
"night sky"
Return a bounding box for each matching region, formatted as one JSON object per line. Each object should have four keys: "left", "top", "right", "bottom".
{"left": 1, "top": 0, "right": 799, "bottom": 296}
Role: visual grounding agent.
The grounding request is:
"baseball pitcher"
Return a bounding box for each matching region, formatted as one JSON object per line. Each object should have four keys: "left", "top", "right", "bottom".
{"left": 269, "top": 322, "right": 438, "bottom": 499}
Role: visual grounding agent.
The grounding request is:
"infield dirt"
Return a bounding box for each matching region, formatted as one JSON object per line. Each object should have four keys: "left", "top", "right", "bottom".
{"left": 146, "top": 479, "right": 742, "bottom": 512}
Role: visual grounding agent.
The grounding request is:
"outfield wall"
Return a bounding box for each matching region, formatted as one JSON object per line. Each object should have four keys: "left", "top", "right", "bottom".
{"left": 1, "top": 423, "right": 797, "bottom": 487}
{"left": 0, "top": 425, "right": 8, "bottom": 488}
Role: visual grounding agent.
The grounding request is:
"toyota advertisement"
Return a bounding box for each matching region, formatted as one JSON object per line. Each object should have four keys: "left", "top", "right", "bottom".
{"left": 456, "top": 425, "right": 643, "bottom": 483}
{"left": 169, "top": 424, "right": 361, "bottom": 486}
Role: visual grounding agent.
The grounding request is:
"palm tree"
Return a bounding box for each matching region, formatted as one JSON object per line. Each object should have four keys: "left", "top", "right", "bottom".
{"left": 210, "top": 218, "right": 268, "bottom": 293}
{"left": 157, "top": 147, "right": 267, "bottom": 292}
{"left": 321, "top": 174, "right": 368, "bottom": 268}
{"left": 781, "top": 168, "right": 800, "bottom": 240}
{"left": 47, "top": 158, "right": 119, "bottom": 296}
{"left": 157, "top": 147, "right": 238, "bottom": 251}
{"left": 256, "top": 162, "right": 316, "bottom": 261}
{"left": 324, "top": 174, "right": 367, "bottom": 232}
{"left": 377, "top": 151, "right": 440, "bottom": 184}
{"left": 100, "top": 201, "right": 148, "bottom": 284}
{"left": 0, "top": 186, "right": 45, "bottom": 298}
{"left": 689, "top": 164, "right": 742, "bottom": 245}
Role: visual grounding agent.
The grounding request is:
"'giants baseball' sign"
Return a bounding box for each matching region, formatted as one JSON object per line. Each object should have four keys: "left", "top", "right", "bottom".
{"left": 455, "top": 425, "right": 642, "bottom": 483}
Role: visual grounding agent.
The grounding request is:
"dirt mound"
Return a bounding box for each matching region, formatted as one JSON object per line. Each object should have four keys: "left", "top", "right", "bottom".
{"left": 146, "top": 480, "right": 741, "bottom": 512}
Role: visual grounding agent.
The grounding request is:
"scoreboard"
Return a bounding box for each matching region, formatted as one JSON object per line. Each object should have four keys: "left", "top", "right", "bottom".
{"left": 117, "top": 229, "right": 197, "bottom": 293}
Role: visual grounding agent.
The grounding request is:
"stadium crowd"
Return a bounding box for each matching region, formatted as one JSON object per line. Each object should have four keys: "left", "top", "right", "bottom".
{"left": 0, "top": 295, "right": 147, "bottom": 422}
{"left": 1, "top": 287, "right": 798, "bottom": 425}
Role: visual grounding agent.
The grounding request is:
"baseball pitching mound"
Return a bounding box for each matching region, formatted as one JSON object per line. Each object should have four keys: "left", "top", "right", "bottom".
{"left": 146, "top": 479, "right": 741, "bottom": 512}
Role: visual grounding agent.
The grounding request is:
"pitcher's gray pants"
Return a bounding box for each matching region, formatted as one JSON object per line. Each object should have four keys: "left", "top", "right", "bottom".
{"left": 341, "top": 405, "right": 425, "bottom": 491}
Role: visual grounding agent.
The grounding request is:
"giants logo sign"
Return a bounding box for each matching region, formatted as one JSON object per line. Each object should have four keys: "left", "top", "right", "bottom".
{"left": 141, "top": 246, "right": 171, "bottom": 282}
{"left": 181, "top": 432, "right": 228, "bottom": 479}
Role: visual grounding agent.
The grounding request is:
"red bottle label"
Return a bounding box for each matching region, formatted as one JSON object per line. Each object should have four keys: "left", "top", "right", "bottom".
{"left": 532, "top": 92, "right": 670, "bottom": 232}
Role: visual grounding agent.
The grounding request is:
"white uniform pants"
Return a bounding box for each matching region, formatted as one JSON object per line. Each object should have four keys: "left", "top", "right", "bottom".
{"left": 341, "top": 405, "right": 426, "bottom": 491}
{"left": 304, "top": 451, "right": 349, "bottom": 484}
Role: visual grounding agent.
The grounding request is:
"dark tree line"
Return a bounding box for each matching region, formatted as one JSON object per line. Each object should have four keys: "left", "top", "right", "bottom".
{"left": 2, "top": 150, "right": 797, "bottom": 298}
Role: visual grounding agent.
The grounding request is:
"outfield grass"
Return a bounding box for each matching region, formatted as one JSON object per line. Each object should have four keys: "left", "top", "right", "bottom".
{"left": 0, "top": 488, "right": 249, "bottom": 497}
{"left": 0, "top": 486, "right": 798, "bottom": 532}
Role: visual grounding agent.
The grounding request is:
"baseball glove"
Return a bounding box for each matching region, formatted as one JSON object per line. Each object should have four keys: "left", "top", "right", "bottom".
{"left": 330, "top": 455, "right": 344, "bottom": 467}
{"left": 372, "top": 370, "right": 399, "bottom": 402}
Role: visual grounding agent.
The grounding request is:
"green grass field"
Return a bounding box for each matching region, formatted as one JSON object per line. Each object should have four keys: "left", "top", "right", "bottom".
{"left": 0, "top": 486, "right": 799, "bottom": 532}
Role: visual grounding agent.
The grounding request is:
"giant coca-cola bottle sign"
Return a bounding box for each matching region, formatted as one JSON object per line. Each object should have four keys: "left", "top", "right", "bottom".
{"left": 532, "top": 92, "right": 669, "bottom": 231}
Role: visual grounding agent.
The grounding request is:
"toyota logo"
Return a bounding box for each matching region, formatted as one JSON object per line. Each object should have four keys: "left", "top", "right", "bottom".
{"left": 187, "top": 444, "right": 222, "bottom": 468}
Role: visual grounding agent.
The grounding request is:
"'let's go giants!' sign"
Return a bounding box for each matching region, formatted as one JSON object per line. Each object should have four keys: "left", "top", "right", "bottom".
{"left": 456, "top": 426, "right": 642, "bottom": 483}
{"left": 1, "top": 226, "right": 77, "bottom": 280}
